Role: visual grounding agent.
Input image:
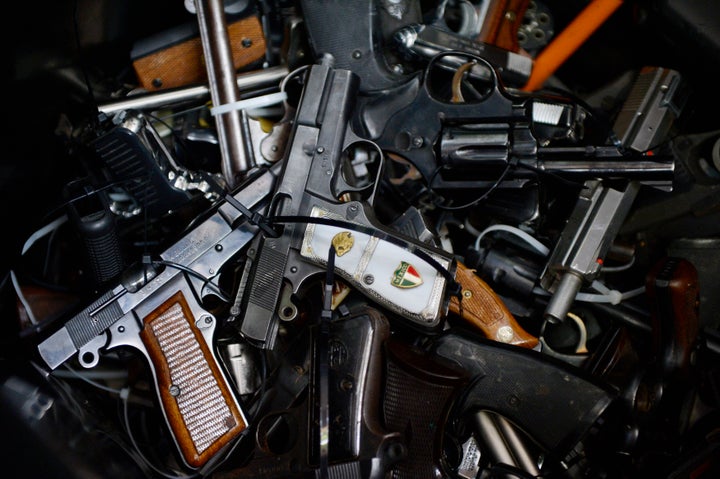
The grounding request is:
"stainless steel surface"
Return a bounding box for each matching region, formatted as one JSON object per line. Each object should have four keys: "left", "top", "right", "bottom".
{"left": 475, "top": 410, "right": 516, "bottom": 467}
{"left": 196, "top": 0, "right": 251, "bottom": 188}
{"left": 37, "top": 168, "right": 276, "bottom": 372}
{"left": 496, "top": 415, "right": 541, "bottom": 476}
{"left": 98, "top": 66, "right": 288, "bottom": 114}
{"left": 541, "top": 180, "right": 641, "bottom": 323}
{"left": 474, "top": 410, "right": 539, "bottom": 474}
{"left": 223, "top": 342, "right": 259, "bottom": 395}
{"left": 544, "top": 272, "right": 584, "bottom": 323}
{"left": 612, "top": 67, "right": 686, "bottom": 152}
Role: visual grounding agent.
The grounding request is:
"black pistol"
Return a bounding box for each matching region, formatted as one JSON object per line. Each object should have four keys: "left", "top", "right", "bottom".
{"left": 239, "top": 57, "right": 457, "bottom": 349}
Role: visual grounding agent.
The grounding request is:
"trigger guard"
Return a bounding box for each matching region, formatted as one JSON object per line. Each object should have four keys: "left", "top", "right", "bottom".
{"left": 333, "top": 139, "right": 385, "bottom": 206}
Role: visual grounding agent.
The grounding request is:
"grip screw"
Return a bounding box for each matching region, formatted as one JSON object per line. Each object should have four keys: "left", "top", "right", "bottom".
{"left": 340, "top": 377, "right": 354, "bottom": 391}
{"left": 497, "top": 326, "right": 514, "bottom": 343}
{"left": 463, "top": 290, "right": 472, "bottom": 299}
{"left": 363, "top": 274, "right": 375, "bottom": 285}
{"left": 169, "top": 385, "right": 181, "bottom": 397}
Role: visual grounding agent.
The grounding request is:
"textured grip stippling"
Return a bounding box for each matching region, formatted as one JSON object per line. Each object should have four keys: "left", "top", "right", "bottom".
{"left": 141, "top": 291, "right": 246, "bottom": 468}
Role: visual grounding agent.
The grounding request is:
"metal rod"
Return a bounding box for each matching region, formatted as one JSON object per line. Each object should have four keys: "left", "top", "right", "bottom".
{"left": 539, "top": 159, "right": 674, "bottom": 177}
{"left": 473, "top": 410, "right": 541, "bottom": 476}
{"left": 474, "top": 410, "right": 517, "bottom": 468}
{"left": 544, "top": 272, "right": 584, "bottom": 323}
{"left": 98, "top": 66, "right": 287, "bottom": 114}
{"left": 495, "top": 415, "right": 540, "bottom": 476}
{"left": 196, "top": 0, "right": 251, "bottom": 188}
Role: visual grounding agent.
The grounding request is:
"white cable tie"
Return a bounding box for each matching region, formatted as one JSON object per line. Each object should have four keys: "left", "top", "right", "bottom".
{"left": 11, "top": 270, "right": 37, "bottom": 325}
{"left": 575, "top": 292, "right": 613, "bottom": 303}
{"left": 621, "top": 286, "right": 646, "bottom": 300}
{"left": 474, "top": 223, "right": 550, "bottom": 256}
{"left": 601, "top": 256, "right": 636, "bottom": 273}
{"left": 463, "top": 217, "right": 482, "bottom": 237}
{"left": 210, "top": 91, "right": 288, "bottom": 116}
{"left": 22, "top": 215, "right": 68, "bottom": 255}
{"left": 591, "top": 280, "right": 611, "bottom": 295}
{"left": 606, "top": 290, "right": 623, "bottom": 305}
{"left": 538, "top": 280, "right": 644, "bottom": 305}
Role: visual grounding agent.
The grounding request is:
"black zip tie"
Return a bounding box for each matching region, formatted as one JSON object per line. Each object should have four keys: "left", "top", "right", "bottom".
{"left": 199, "top": 171, "right": 279, "bottom": 237}
{"left": 269, "top": 214, "right": 462, "bottom": 298}
{"left": 318, "top": 244, "right": 335, "bottom": 479}
{"left": 222, "top": 193, "right": 279, "bottom": 237}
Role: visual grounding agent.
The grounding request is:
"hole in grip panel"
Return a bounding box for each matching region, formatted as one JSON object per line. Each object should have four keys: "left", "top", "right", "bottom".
{"left": 383, "top": 339, "right": 469, "bottom": 479}
{"left": 140, "top": 291, "right": 246, "bottom": 468}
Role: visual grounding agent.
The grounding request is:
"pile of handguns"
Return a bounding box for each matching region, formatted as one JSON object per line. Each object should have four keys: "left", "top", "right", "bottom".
{"left": 6, "top": 1, "right": 720, "bottom": 478}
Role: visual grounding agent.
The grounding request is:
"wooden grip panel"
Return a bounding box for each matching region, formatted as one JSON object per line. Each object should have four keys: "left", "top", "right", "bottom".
{"left": 478, "top": 0, "right": 531, "bottom": 52}
{"left": 140, "top": 291, "right": 246, "bottom": 468}
{"left": 132, "top": 15, "right": 266, "bottom": 91}
{"left": 450, "top": 262, "right": 538, "bottom": 349}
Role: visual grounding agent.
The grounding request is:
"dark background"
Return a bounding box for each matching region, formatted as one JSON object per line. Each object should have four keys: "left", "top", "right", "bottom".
{"left": 3, "top": 1, "right": 720, "bottom": 477}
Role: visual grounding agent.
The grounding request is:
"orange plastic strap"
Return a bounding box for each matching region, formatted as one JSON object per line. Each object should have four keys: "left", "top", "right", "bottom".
{"left": 522, "top": 0, "right": 624, "bottom": 91}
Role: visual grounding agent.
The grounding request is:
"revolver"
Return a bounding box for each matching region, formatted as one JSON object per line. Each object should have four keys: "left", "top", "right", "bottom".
{"left": 356, "top": 52, "right": 675, "bottom": 192}
{"left": 36, "top": 166, "right": 277, "bottom": 469}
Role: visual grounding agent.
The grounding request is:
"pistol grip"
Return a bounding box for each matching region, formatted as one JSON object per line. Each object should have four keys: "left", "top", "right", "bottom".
{"left": 449, "top": 262, "right": 538, "bottom": 349}
{"left": 384, "top": 339, "right": 468, "bottom": 479}
{"left": 646, "top": 257, "right": 700, "bottom": 383}
{"left": 477, "top": 0, "right": 531, "bottom": 52}
{"left": 139, "top": 291, "right": 247, "bottom": 468}
{"left": 131, "top": 15, "right": 266, "bottom": 91}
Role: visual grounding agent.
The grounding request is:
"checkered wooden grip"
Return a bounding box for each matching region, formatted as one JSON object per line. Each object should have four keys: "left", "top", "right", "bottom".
{"left": 132, "top": 15, "right": 266, "bottom": 91}
{"left": 449, "top": 262, "right": 538, "bottom": 349}
{"left": 140, "top": 292, "right": 246, "bottom": 468}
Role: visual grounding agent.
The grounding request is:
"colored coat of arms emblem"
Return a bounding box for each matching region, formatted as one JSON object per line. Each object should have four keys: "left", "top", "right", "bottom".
{"left": 391, "top": 261, "right": 423, "bottom": 288}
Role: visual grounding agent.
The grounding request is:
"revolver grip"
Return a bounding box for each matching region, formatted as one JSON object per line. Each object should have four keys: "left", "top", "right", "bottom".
{"left": 139, "top": 291, "right": 247, "bottom": 468}
{"left": 449, "top": 262, "right": 538, "bottom": 348}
